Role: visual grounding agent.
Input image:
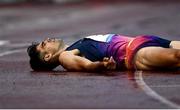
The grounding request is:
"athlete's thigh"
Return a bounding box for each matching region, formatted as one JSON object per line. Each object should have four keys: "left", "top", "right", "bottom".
{"left": 134, "top": 46, "right": 177, "bottom": 70}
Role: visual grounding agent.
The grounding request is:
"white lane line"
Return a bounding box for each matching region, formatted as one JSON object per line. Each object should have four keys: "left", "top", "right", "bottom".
{"left": 0, "top": 49, "right": 25, "bottom": 57}
{"left": 0, "top": 40, "right": 9, "bottom": 46}
{"left": 5, "top": 43, "right": 30, "bottom": 48}
{"left": 135, "top": 71, "right": 180, "bottom": 109}
{"left": 0, "top": 39, "right": 30, "bottom": 48}
{"left": 0, "top": 40, "right": 29, "bottom": 57}
{"left": 150, "top": 85, "right": 180, "bottom": 88}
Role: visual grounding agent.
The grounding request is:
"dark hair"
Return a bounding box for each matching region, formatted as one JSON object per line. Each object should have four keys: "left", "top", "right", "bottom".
{"left": 27, "top": 43, "right": 58, "bottom": 71}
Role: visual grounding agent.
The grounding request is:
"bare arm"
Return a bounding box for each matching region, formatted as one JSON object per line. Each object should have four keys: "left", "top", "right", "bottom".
{"left": 59, "top": 49, "right": 116, "bottom": 72}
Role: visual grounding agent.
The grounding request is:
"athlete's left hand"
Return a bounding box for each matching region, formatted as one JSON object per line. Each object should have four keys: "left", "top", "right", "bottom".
{"left": 103, "top": 56, "right": 117, "bottom": 70}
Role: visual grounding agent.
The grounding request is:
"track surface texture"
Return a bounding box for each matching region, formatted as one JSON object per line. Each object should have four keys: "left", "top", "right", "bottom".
{"left": 0, "top": 1, "right": 180, "bottom": 109}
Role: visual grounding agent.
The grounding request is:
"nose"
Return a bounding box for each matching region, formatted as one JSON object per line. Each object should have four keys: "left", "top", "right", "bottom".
{"left": 45, "top": 38, "right": 56, "bottom": 43}
{"left": 44, "top": 38, "right": 50, "bottom": 42}
{"left": 47, "top": 38, "right": 50, "bottom": 41}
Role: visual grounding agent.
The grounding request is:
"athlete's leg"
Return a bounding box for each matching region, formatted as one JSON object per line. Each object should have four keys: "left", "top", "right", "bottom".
{"left": 134, "top": 47, "right": 180, "bottom": 70}
{"left": 170, "top": 41, "right": 180, "bottom": 49}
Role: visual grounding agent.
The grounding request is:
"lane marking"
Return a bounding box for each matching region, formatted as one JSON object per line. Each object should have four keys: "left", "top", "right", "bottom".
{"left": 5, "top": 43, "right": 30, "bottom": 48}
{"left": 0, "top": 40, "right": 9, "bottom": 46}
{"left": 0, "top": 39, "right": 30, "bottom": 48}
{"left": 150, "top": 85, "right": 180, "bottom": 88}
{"left": 0, "top": 49, "right": 25, "bottom": 57}
{"left": 0, "top": 40, "right": 29, "bottom": 57}
{"left": 135, "top": 71, "right": 180, "bottom": 109}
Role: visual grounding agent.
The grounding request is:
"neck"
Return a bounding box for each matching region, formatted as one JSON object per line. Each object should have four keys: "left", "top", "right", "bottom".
{"left": 50, "top": 45, "right": 69, "bottom": 65}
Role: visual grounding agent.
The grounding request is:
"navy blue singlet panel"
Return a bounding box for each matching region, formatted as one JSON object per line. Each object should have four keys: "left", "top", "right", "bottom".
{"left": 66, "top": 38, "right": 109, "bottom": 61}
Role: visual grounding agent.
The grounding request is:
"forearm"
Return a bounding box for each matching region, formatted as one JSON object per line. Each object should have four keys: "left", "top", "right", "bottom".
{"left": 61, "top": 60, "right": 106, "bottom": 72}
{"left": 84, "top": 57, "right": 117, "bottom": 72}
{"left": 59, "top": 51, "right": 116, "bottom": 72}
{"left": 85, "top": 61, "right": 106, "bottom": 72}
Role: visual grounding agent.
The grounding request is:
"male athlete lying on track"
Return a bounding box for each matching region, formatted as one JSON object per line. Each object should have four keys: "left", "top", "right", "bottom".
{"left": 27, "top": 34, "right": 180, "bottom": 71}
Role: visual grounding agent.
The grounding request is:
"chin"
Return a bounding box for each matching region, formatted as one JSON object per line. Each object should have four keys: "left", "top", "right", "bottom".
{"left": 56, "top": 39, "right": 62, "bottom": 43}
{"left": 57, "top": 40, "right": 63, "bottom": 49}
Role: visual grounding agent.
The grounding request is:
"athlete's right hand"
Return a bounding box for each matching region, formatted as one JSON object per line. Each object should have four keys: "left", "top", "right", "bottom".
{"left": 103, "top": 56, "right": 116, "bottom": 70}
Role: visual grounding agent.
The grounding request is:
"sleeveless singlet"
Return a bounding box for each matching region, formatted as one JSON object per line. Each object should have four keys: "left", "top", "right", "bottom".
{"left": 66, "top": 34, "right": 133, "bottom": 70}
{"left": 66, "top": 34, "right": 171, "bottom": 70}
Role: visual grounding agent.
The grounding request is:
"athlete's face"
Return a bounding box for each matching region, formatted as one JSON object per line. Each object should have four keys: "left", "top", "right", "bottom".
{"left": 36, "top": 38, "right": 62, "bottom": 60}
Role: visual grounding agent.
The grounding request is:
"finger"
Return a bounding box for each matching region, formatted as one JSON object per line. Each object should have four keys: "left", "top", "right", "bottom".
{"left": 109, "top": 56, "right": 114, "bottom": 62}
{"left": 103, "top": 57, "right": 109, "bottom": 61}
{"left": 110, "top": 56, "right": 113, "bottom": 61}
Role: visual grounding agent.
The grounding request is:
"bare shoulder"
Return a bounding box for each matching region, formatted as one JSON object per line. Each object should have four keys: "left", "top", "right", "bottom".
{"left": 58, "top": 49, "right": 87, "bottom": 71}
{"left": 60, "top": 49, "right": 80, "bottom": 57}
{"left": 59, "top": 49, "right": 80, "bottom": 65}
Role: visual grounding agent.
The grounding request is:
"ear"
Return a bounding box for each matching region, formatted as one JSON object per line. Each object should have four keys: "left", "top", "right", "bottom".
{"left": 44, "top": 53, "right": 52, "bottom": 62}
